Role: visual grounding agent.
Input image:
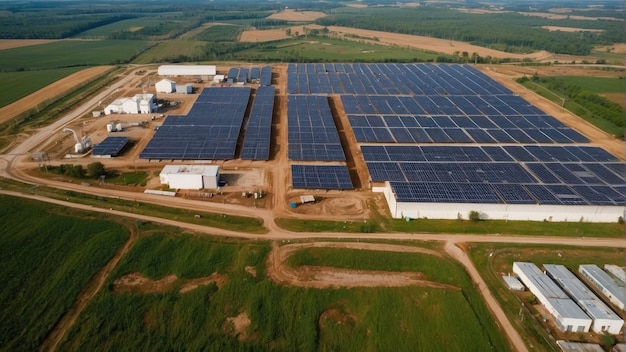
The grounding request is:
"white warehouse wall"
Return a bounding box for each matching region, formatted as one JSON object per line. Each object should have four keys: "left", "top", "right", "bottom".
{"left": 381, "top": 183, "right": 624, "bottom": 223}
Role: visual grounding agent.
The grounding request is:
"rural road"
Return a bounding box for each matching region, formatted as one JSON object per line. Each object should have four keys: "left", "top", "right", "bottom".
{"left": 3, "top": 188, "right": 624, "bottom": 352}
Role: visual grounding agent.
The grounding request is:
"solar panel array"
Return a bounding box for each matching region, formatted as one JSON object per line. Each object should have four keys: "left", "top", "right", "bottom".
{"left": 92, "top": 136, "right": 129, "bottom": 157}
{"left": 260, "top": 66, "right": 272, "bottom": 86}
{"left": 140, "top": 87, "right": 250, "bottom": 160}
{"left": 291, "top": 165, "right": 353, "bottom": 189}
{"left": 242, "top": 86, "right": 274, "bottom": 160}
{"left": 288, "top": 95, "right": 346, "bottom": 161}
{"left": 287, "top": 63, "right": 624, "bottom": 205}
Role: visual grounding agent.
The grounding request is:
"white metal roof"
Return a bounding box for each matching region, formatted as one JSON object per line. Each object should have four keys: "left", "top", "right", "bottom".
{"left": 604, "top": 264, "right": 626, "bottom": 283}
{"left": 579, "top": 265, "right": 626, "bottom": 305}
{"left": 161, "top": 165, "right": 219, "bottom": 177}
{"left": 547, "top": 298, "right": 591, "bottom": 321}
{"left": 514, "top": 261, "right": 544, "bottom": 277}
{"left": 158, "top": 65, "right": 216, "bottom": 76}
{"left": 529, "top": 275, "right": 569, "bottom": 299}
{"left": 545, "top": 264, "right": 622, "bottom": 321}
{"left": 502, "top": 275, "right": 524, "bottom": 289}
{"left": 556, "top": 340, "right": 604, "bottom": 352}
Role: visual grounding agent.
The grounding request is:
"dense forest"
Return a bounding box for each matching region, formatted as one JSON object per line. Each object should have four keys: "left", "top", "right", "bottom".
{"left": 318, "top": 7, "right": 624, "bottom": 55}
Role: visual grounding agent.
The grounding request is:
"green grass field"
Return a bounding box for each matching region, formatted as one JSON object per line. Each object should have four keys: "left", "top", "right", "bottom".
{"left": 59, "top": 235, "right": 509, "bottom": 351}
{"left": 0, "top": 40, "right": 148, "bottom": 70}
{"left": 132, "top": 40, "right": 207, "bottom": 64}
{"left": 0, "top": 67, "right": 84, "bottom": 107}
{"left": 0, "top": 195, "right": 129, "bottom": 352}
{"left": 276, "top": 217, "right": 625, "bottom": 238}
{"left": 557, "top": 76, "right": 625, "bottom": 94}
{"left": 469, "top": 243, "right": 625, "bottom": 352}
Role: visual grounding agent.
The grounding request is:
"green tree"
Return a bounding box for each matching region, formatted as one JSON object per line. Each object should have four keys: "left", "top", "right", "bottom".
{"left": 87, "top": 162, "right": 106, "bottom": 179}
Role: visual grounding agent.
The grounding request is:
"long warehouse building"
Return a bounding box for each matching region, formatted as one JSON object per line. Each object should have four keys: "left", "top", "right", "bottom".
{"left": 513, "top": 262, "right": 592, "bottom": 333}
{"left": 579, "top": 265, "right": 626, "bottom": 311}
{"left": 545, "top": 264, "right": 623, "bottom": 334}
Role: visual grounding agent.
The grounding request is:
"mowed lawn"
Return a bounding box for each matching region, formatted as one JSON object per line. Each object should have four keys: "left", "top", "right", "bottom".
{"left": 0, "top": 195, "right": 129, "bottom": 351}
{"left": 61, "top": 234, "right": 509, "bottom": 351}
{"left": 557, "top": 76, "right": 625, "bottom": 94}
{"left": 0, "top": 39, "right": 147, "bottom": 70}
{"left": 0, "top": 67, "right": 84, "bottom": 107}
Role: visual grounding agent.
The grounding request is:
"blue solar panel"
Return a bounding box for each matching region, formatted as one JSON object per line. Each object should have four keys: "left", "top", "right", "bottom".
{"left": 241, "top": 86, "right": 274, "bottom": 160}
{"left": 92, "top": 136, "right": 129, "bottom": 157}
{"left": 141, "top": 87, "right": 250, "bottom": 160}
{"left": 291, "top": 165, "right": 354, "bottom": 189}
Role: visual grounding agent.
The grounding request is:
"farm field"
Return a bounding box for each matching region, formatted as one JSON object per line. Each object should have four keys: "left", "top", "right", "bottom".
{"left": 0, "top": 195, "right": 129, "bottom": 352}
{"left": 469, "top": 243, "right": 626, "bottom": 351}
{"left": 0, "top": 40, "right": 148, "bottom": 71}
{"left": 59, "top": 234, "right": 509, "bottom": 351}
{"left": 233, "top": 37, "right": 442, "bottom": 62}
{"left": 77, "top": 16, "right": 183, "bottom": 38}
{"left": 0, "top": 67, "right": 85, "bottom": 108}
{"left": 556, "top": 75, "right": 626, "bottom": 94}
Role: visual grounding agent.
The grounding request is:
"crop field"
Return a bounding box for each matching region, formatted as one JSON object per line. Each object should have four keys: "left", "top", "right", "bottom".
{"left": 77, "top": 16, "right": 182, "bottom": 38}
{"left": 193, "top": 24, "right": 242, "bottom": 42}
{"left": 469, "top": 243, "right": 626, "bottom": 352}
{"left": 0, "top": 195, "right": 129, "bottom": 352}
{"left": 132, "top": 40, "right": 207, "bottom": 64}
{"left": 234, "top": 37, "right": 442, "bottom": 63}
{"left": 0, "top": 40, "right": 148, "bottom": 70}
{"left": 0, "top": 67, "right": 84, "bottom": 107}
{"left": 60, "top": 234, "right": 509, "bottom": 351}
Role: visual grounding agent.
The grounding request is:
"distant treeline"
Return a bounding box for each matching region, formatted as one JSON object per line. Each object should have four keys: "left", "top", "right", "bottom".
{"left": 317, "top": 7, "right": 623, "bottom": 55}
{"left": 0, "top": 15, "right": 137, "bottom": 39}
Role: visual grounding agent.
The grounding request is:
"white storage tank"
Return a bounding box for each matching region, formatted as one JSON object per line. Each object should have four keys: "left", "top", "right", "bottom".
{"left": 107, "top": 122, "right": 116, "bottom": 132}
{"left": 116, "top": 123, "right": 123, "bottom": 132}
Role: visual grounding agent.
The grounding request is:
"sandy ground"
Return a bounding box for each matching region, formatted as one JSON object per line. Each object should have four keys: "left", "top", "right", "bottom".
{"left": 0, "top": 66, "right": 113, "bottom": 126}
{"left": 113, "top": 272, "right": 226, "bottom": 294}
{"left": 0, "top": 39, "right": 59, "bottom": 50}
{"left": 267, "top": 9, "right": 326, "bottom": 22}
{"left": 239, "top": 25, "right": 551, "bottom": 60}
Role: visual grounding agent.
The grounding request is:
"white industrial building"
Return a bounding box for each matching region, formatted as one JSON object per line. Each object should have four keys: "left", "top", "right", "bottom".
{"left": 158, "top": 65, "right": 216, "bottom": 77}
{"left": 175, "top": 84, "right": 193, "bottom": 94}
{"left": 556, "top": 340, "right": 604, "bottom": 352}
{"left": 155, "top": 79, "right": 176, "bottom": 93}
{"left": 104, "top": 94, "right": 157, "bottom": 115}
{"left": 513, "top": 262, "right": 592, "bottom": 333}
{"left": 579, "top": 265, "right": 626, "bottom": 311}
{"left": 159, "top": 165, "right": 220, "bottom": 190}
{"left": 378, "top": 183, "right": 625, "bottom": 223}
{"left": 604, "top": 265, "right": 626, "bottom": 283}
{"left": 545, "top": 264, "right": 623, "bottom": 334}
{"left": 502, "top": 275, "right": 525, "bottom": 291}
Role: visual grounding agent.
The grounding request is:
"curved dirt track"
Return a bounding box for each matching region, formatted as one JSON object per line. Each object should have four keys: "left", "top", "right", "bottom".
{"left": 267, "top": 241, "right": 460, "bottom": 290}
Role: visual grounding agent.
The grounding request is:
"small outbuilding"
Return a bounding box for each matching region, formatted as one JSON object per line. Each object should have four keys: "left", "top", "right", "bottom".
{"left": 176, "top": 84, "right": 193, "bottom": 94}
{"left": 156, "top": 79, "right": 176, "bottom": 93}
{"left": 502, "top": 275, "right": 525, "bottom": 291}
{"left": 104, "top": 94, "right": 157, "bottom": 115}
{"left": 159, "top": 165, "right": 220, "bottom": 190}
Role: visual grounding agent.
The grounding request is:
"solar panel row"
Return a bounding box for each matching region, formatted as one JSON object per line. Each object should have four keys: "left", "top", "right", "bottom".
{"left": 260, "top": 66, "right": 272, "bottom": 86}
{"left": 360, "top": 145, "right": 619, "bottom": 163}
{"left": 242, "top": 86, "right": 274, "bottom": 160}
{"left": 288, "top": 63, "right": 512, "bottom": 96}
{"left": 288, "top": 95, "right": 346, "bottom": 161}
{"left": 92, "top": 136, "right": 129, "bottom": 157}
{"left": 366, "top": 161, "right": 623, "bottom": 187}
{"left": 390, "top": 182, "right": 624, "bottom": 206}
{"left": 291, "top": 165, "right": 354, "bottom": 189}
{"left": 140, "top": 87, "right": 250, "bottom": 160}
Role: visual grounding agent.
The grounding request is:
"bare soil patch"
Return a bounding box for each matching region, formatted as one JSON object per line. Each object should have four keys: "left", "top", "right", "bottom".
{"left": 225, "top": 312, "right": 251, "bottom": 341}
{"left": 0, "top": 39, "right": 59, "bottom": 50}
{"left": 0, "top": 66, "right": 113, "bottom": 125}
{"left": 267, "top": 9, "right": 326, "bottom": 22}
{"left": 113, "top": 272, "right": 226, "bottom": 294}
{"left": 267, "top": 242, "right": 459, "bottom": 290}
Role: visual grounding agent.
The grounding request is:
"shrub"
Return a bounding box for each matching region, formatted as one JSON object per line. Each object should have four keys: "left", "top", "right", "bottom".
{"left": 468, "top": 210, "right": 481, "bottom": 222}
